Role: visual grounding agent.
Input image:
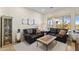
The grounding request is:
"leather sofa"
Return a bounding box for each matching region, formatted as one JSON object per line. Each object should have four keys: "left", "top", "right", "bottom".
{"left": 48, "top": 28, "right": 68, "bottom": 43}
{"left": 23, "top": 28, "right": 44, "bottom": 44}
{"left": 48, "top": 28, "right": 58, "bottom": 36}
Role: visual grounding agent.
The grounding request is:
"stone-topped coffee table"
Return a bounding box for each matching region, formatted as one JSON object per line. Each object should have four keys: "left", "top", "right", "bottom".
{"left": 37, "top": 35, "right": 56, "bottom": 51}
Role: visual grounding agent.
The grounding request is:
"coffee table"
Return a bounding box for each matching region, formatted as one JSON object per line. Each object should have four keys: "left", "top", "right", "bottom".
{"left": 37, "top": 35, "right": 56, "bottom": 51}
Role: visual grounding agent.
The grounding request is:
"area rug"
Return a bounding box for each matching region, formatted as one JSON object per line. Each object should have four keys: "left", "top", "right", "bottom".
{"left": 14, "top": 41, "right": 67, "bottom": 51}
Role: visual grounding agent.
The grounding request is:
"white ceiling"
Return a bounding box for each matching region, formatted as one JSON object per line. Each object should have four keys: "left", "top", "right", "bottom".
{"left": 28, "top": 7, "right": 66, "bottom": 14}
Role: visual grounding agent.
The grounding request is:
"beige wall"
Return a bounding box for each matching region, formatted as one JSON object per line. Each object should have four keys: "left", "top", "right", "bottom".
{"left": 0, "top": 7, "right": 44, "bottom": 43}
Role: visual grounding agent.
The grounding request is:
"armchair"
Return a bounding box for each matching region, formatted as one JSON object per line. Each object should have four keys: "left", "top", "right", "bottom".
{"left": 55, "top": 30, "right": 68, "bottom": 43}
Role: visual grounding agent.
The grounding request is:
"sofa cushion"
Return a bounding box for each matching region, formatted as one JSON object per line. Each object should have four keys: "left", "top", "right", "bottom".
{"left": 50, "top": 28, "right": 57, "bottom": 34}
{"left": 27, "top": 29, "right": 33, "bottom": 34}
{"left": 32, "top": 29, "right": 36, "bottom": 34}
{"left": 59, "top": 30, "right": 66, "bottom": 36}
{"left": 23, "top": 29, "right": 28, "bottom": 33}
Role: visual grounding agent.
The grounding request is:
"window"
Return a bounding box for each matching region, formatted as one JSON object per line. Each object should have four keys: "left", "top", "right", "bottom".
{"left": 63, "top": 17, "right": 71, "bottom": 29}
{"left": 75, "top": 16, "right": 79, "bottom": 30}
{"left": 22, "top": 18, "right": 36, "bottom": 25}
{"left": 47, "top": 19, "right": 53, "bottom": 26}
{"left": 22, "top": 19, "right": 28, "bottom": 25}
{"left": 55, "top": 18, "right": 62, "bottom": 28}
